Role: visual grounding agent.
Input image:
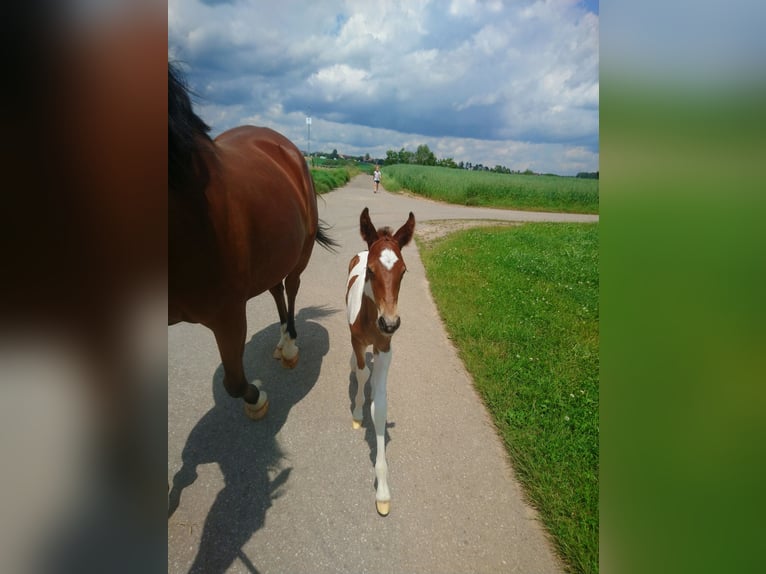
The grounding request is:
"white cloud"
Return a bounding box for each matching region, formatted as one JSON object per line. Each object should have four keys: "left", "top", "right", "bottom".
{"left": 308, "top": 64, "right": 376, "bottom": 101}
{"left": 169, "top": 0, "right": 599, "bottom": 174}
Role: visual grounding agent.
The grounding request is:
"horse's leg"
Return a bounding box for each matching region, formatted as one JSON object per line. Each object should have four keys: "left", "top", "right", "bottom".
{"left": 279, "top": 272, "right": 301, "bottom": 369}
{"left": 350, "top": 340, "right": 370, "bottom": 429}
{"left": 370, "top": 348, "right": 392, "bottom": 516}
{"left": 269, "top": 282, "right": 289, "bottom": 360}
{"left": 210, "top": 305, "right": 269, "bottom": 420}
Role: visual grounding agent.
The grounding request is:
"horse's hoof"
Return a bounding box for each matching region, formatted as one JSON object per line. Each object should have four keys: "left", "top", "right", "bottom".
{"left": 280, "top": 351, "right": 299, "bottom": 369}
{"left": 352, "top": 418, "right": 363, "bottom": 430}
{"left": 376, "top": 500, "right": 390, "bottom": 517}
{"left": 244, "top": 391, "right": 269, "bottom": 420}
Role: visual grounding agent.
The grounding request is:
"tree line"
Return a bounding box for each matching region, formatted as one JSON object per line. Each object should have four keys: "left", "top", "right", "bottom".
{"left": 383, "top": 144, "right": 597, "bottom": 177}
{"left": 306, "top": 144, "right": 598, "bottom": 178}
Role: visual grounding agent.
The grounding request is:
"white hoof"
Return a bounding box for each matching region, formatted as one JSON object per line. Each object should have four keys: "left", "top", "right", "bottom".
{"left": 280, "top": 350, "right": 299, "bottom": 369}
{"left": 280, "top": 339, "right": 299, "bottom": 369}
{"left": 244, "top": 391, "right": 269, "bottom": 420}
{"left": 376, "top": 500, "right": 390, "bottom": 517}
{"left": 274, "top": 324, "right": 288, "bottom": 359}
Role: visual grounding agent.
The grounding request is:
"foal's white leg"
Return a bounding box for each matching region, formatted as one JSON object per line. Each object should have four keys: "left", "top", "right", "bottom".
{"left": 371, "top": 349, "right": 392, "bottom": 516}
{"left": 350, "top": 352, "right": 369, "bottom": 429}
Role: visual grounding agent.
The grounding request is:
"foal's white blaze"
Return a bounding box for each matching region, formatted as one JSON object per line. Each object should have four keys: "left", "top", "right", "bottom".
{"left": 347, "top": 251, "right": 369, "bottom": 325}
{"left": 379, "top": 248, "right": 399, "bottom": 271}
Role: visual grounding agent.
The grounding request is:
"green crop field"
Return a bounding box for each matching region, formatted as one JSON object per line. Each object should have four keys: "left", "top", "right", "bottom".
{"left": 383, "top": 164, "right": 598, "bottom": 214}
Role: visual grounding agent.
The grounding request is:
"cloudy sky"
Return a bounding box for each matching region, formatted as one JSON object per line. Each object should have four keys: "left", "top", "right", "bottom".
{"left": 169, "top": 0, "right": 598, "bottom": 176}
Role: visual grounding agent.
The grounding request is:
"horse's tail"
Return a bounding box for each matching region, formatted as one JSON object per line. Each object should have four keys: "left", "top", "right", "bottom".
{"left": 301, "top": 151, "right": 339, "bottom": 252}
{"left": 316, "top": 219, "right": 340, "bottom": 252}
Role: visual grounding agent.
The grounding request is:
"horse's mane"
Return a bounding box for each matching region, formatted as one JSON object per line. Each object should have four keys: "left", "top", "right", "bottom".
{"left": 168, "top": 62, "right": 213, "bottom": 198}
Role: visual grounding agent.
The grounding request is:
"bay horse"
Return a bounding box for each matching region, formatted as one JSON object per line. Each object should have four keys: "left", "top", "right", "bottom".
{"left": 169, "top": 63, "right": 336, "bottom": 420}
{"left": 346, "top": 207, "right": 415, "bottom": 516}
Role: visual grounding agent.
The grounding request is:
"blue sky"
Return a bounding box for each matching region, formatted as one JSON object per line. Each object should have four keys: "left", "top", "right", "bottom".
{"left": 169, "top": 0, "right": 598, "bottom": 175}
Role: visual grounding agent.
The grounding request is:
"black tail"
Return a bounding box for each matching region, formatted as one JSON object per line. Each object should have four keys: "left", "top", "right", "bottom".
{"left": 316, "top": 220, "right": 340, "bottom": 252}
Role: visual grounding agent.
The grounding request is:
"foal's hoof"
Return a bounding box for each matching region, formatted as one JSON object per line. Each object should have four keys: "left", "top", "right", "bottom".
{"left": 244, "top": 391, "right": 269, "bottom": 420}
{"left": 352, "top": 418, "right": 363, "bottom": 430}
{"left": 376, "top": 500, "right": 390, "bottom": 517}
{"left": 280, "top": 351, "right": 299, "bottom": 369}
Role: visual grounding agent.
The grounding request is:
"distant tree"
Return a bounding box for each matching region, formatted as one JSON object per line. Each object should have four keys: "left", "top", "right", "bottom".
{"left": 437, "top": 157, "right": 458, "bottom": 169}
{"left": 576, "top": 171, "right": 599, "bottom": 179}
{"left": 330, "top": 148, "right": 339, "bottom": 160}
{"left": 414, "top": 144, "right": 436, "bottom": 166}
{"left": 458, "top": 161, "right": 464, "bottom": 169}
{"left": 364, "top": 153, "right": 371, "bottom": 162}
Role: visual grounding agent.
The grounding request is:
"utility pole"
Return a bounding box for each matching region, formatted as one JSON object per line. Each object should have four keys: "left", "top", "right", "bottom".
{"left": 306, "top": 115, "right": 312, "bottom": 166}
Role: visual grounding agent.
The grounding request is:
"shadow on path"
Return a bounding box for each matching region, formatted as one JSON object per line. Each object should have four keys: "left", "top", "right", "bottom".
{"left": 169, "top": 306, "right": 335, "bottom": 573}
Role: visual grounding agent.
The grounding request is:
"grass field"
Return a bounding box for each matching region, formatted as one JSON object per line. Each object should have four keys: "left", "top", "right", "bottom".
{"left": 383, "top": 164, "right": 598, "bottom": 214}
{"left": 418, "top": 223, "right": 599, "bottom": 573}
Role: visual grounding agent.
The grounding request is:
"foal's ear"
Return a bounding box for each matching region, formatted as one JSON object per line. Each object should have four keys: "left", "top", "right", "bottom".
{"left": 394, "top": 212, "right": 416, "bottom": 248}
{"left": 359, "top": 207, "right": 378, "bottom": 248}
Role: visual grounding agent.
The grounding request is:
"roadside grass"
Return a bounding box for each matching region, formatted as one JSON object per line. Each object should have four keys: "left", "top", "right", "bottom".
{"left": 384, "top": 164, "right": 598, "bottom": 214}
{"left": 418, "top": 223, "right": 599, "bottom": 573}
{"left": 310, "top": 166, "right": 358, "bottom": 194}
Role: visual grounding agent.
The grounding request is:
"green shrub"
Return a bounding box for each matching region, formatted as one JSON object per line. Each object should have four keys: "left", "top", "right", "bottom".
{"left": 310, "top": 167, "right": 352, "bottom": 194}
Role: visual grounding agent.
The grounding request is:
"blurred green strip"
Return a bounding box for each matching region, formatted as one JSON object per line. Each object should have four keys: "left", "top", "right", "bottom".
{"left": 601, "top": 78, "right": 766, "bottom": 574}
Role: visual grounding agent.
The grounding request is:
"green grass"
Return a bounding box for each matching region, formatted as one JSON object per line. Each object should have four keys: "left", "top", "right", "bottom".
{"left": 383, "top": 164, "right": 598, "bottom": 214}
{"left": 419, "top": 223, "right": 599, "bottom": 573}
{"left": 310, "top": 166, "right": 357, "bottom": 194}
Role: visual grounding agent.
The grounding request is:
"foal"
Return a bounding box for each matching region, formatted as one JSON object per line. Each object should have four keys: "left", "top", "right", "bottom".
{"left": 346, "top": 207, "right": 415, "bottom": 516}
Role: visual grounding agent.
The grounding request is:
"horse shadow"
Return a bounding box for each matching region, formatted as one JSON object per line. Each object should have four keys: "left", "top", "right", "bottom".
{"left": 347, "top": 351, "right": 395, "bottom": 481}
{"left": 168, "top": 305, "right": 335, "bottom": 574}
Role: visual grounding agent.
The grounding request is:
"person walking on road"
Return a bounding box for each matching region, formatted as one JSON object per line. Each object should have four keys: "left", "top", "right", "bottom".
{"left": 373, "top": 165, "right": 381, "bottom": 193}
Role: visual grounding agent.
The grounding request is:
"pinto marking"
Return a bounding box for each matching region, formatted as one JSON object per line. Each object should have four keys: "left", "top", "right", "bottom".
{"left": 346, "top": 251, "right": 370, "bottom": 326}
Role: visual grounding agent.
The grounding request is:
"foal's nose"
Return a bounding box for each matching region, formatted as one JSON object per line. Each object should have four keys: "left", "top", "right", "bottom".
{"left": 378, "top": 315, "right": 401, "bottom": 334}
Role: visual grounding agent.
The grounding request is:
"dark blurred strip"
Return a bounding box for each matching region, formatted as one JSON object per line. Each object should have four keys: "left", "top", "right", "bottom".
{"left": 0, "top": 2, "right": 167, "bottom": 572}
